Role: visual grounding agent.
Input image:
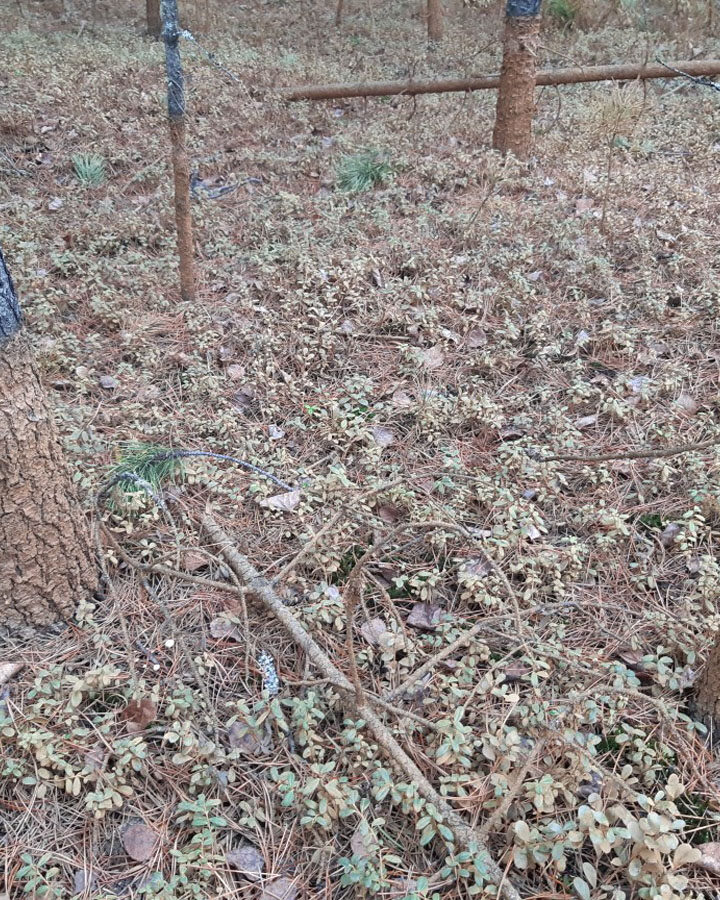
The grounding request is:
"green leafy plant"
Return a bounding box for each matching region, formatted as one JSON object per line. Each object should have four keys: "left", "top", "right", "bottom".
{"left": 72, "top": 153, "right": 106, "bottom": 187}
{"left": 336, "top": 150, "right": 392, "bottom": 192}
{"left": 546, "top": 0, "right": 578, "bottom": 25}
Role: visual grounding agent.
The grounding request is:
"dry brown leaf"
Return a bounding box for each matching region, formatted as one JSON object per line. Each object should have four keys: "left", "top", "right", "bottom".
{"left": 122, "top": 699, "right": 157, "bottom": 734}
{"left": 675, "top": 392, "right": 698, "bottom": 415}
{"left": 226, "top": 844, "right": 264, "bottom": 881}
{"left": 391, "top": 388, "right": 414, "bottom": 409}
{"left": 460, "top": 556, "right": 492, "bottom": 578}
{"left": 121, "top": 823, "right": 158, "bottom": 862}
{"left": 350, "top": 824, "right": 374, "bottom": 859}
{"left": 407, "top": 602, "right": 442, "bottom": 630}
{"left": 226, "top": 364, "right": 245, "bottom": 380}
{"left": 259, "top": 490, "right": 301, "bottom": 512}
{"left": 209, "top": 616, "right": 242, "bottom": 641}
{"left": 360, "top": 617, "right": 387, "bottom": 645}
{"left": 370, "top": 426, "right": 395, "bottom": 448}
{"left": 259, "top": 876, "right": 298, "bottom": 900}
{"left": 660, "top": 522, "right": 681, "bottom": 548}
{"left": 575, "top": 197, "right": 594, "bottom": 215}
{"left": 228, "top": 721, "right": 273, "bottom": 756}
{"left": 419, "top": 345, "right": 444, "bottom": 370}
{"left": 182, "top": 551, "right": 208, "bottom": 572}
{"left": 465, "top": 328, "right": 487, "bottom": 349}
{"left": 575, "top": 414, "right": 598, "bottom": 429}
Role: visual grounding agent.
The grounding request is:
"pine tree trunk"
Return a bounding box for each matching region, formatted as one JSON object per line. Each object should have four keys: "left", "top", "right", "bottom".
{"left": 162, "top": 0, "right": 196, "bottom": 302}
{"left": 0, "top": 250, "right": 94, "bottom": 629}
{"left": 694, "top": 635, "right": 720, "bottom": 724}
{"left": 492, "top": 0, "right": 542, "bottom": 159}
{"left": 427, "top": 0, "right": 443, "bottom": 40}
{"left": 146, "top": 0, "right": 161, "bottom": 38}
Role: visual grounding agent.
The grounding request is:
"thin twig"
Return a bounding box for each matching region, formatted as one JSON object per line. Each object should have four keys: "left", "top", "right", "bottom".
{"left": 201, "top": 513, "right": 521, "bottom": 900}
{"left": 535, "top": 433, "right": 720, "bottom": 464}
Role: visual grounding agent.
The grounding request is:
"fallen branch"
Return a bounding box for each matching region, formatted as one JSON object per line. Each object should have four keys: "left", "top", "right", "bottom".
{"left": 536, "top": 433, "right": 720, "bottom": 464}
{"left": 281, "top": 59, "right": 720, "bottom": 102}
{"left": 201, "top": 513, "right": 521, "bottom": 900}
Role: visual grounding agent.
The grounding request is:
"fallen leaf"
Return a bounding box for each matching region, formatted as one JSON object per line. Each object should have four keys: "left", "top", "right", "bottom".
{"left": 182, "top": 551, "right": 208, "bottom": 572}
{"left": 502, "top": 663, "right": 532, "bottom": 684}
{"left": 98, "top": 374, "right": 118, "bottom": 390}
{"left": 260, "top": 876, "right": 298, "bottom": 900}
{"left": 268, "top": 424, "right": 285, "bottom": 440}
{"left": 419, "top": 345, "right": 444, "bottom": 370}
{"left": 656, "top": 229, "right": 677, "bottom": 245}
{"left": 522, "top": 524, "right": 542, "bottom": 541}
{"left": 407, "top": 602, "right": 442, "bottom": 630}
{"left": 675, "top": 393, "right": 698, "bottom": 415}
{"left": 575, "top": 414, "right": 598, "bottom": 429}
{"left": 228, "top": 721, "right": 273, "bottom": 756}
{"left": 370, "top": 426, "right": 395, "bottom": 447}
{"left": 83, "top": 744, "right": 108, "bottom": 773}
{"left": 48, "top": 196, "right": 63, "bottom": 210}
{"left": 337, "top": 319, "right": 354, "bottom": 335}
{"left": 73, "top": 870, "right": 97, "bottom": 894}
{"left": 576, "top": 770, "right": 604, "bottom": 799}
{"left": 209, "top": 616, "right": 242, "bottom": 641}
{"left": 259, "top": 490, "right": 301, "bottom": 512}
{"left": 121, "top": 823, "right": 157, "bottom": 862}
{"left": 575, "top": 197, "right": 594, "bottom": 215}
{"left": 350, "top": 824, "right": 374, "bottom": 859}
{"left": 226, "top": 844, "right": 264, "bottom": 881}
{"left": 226, "top": 364, "right": 245, "bottom": 381}
{"left": 376, "top": 504, "right": 404, "bottom": 523}
{"left": 460, "top": 556, "right": 492, "bottom": 579}
{"left": 465, "top": 328, "right": 487, "bottom": 349}
{"left": 122, "top": 698, "right": 157, "bottom": 733}
{"left": 391, "top": 388, "right": 414, "bottom": 409}
{"left": 660, "top": 522, "right": 682, "bottom": 548}
{"left": 690, "top": 841, "right": 719, "bottom": 872}
{"left": 360, "top": 617, "right": 387, "bottom": 645}
{"left": 499, "top": 426, "right": 525, "bottom": 441}
{"left": 0, "top": 662, "right": 23, "bottom": 686}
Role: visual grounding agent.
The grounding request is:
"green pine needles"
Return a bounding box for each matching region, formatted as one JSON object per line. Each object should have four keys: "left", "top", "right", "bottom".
{"left": 336, "top": 150, "right": 392, "bottom": 193}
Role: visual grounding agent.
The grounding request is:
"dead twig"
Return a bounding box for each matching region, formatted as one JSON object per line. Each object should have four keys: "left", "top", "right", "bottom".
{"left": 535, "top": 433, "right": 720, "bottom": 464}
{"left": 201, "top": 513, "right": 521, "bottom": 900}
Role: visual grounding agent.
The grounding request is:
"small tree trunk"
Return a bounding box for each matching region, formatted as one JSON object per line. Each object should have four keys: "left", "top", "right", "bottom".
{"left": 161, "top": 0, "right": 196, "bottom": 302}
{"left": 146, "top": 0, "right": 161, "bottom": 38}
{"left": 492, "top": 0, "right": 543, "bottom": 159}
{"left": 0, "top": 248, "right": 94, "bottom": 630}
{"left": 694, "top": 635, "right": 720, "bottom": 724}
{"left": 335, "top": 0, "right": 344, "bottom": 26}
{"left": 427, "top": 0, "right": 443, "bottom": 41}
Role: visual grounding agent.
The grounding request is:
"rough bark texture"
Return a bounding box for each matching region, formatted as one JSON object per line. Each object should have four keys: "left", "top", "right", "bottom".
{"left": 0, "top": 333, "right": 94, "bottom": 628}
{"left": 492, "top": 11, "right": 542, "bottom": 158}
{"left": 427, "top": 0, "right": 443, "bottom": 40}
{"left": 169, "top": 119, "right": 196, "bottom": 302}
{"left": 146, "top": 0, "right": 161, "bottom": 38}
{"left": 162, "top": 0, "right": 196, "bottom": 302}
{"left": 694, "top": 635, "right": 720, "bottom": 723}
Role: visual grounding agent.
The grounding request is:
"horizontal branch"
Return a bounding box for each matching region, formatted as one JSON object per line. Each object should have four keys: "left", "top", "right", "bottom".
{"left": 281, "top": 58, "right": 720, "bottom": 102}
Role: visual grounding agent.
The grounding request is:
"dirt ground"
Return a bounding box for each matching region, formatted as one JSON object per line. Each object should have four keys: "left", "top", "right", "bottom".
{"left": 2, "top": 1, "right": 720, "bottom": 898}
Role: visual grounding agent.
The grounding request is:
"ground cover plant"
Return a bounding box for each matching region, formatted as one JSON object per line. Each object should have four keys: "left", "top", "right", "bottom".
{"left": 2, "top": 0, "right": 720, "bottom": 898}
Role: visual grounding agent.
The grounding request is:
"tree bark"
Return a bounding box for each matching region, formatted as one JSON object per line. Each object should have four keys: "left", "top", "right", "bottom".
{"left": 492, "top": 0, "right": 543, "bottom": 159}
{"left": 146, "top": 0, "right": 162, "bottom": 38}
{"left": 694, "top": 636, "right": 720, "bottom": 723}
{"left": 280, "top": 59, "right": 720, "bottom": 101}
{"left": 0, "top": 248, "right": 94, "bottom": 629}
{"left": 161, "top": 0, "right": 196, "bottom": 302}
{"left": 427, "top": 0, "right": 443, "bottom": 41}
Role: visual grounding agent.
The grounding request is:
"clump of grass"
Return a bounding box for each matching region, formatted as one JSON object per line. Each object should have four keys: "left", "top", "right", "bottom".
{"left": 72, "top": 152, "right": 106, "bottom": 187}
{"left": 547, "top": 0, "right": 578, "bottom": 25}
{"left": 336, "top": 150, "right": 392, "bottom": 193}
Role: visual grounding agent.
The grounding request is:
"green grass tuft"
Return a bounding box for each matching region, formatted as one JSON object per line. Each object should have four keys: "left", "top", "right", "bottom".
{"left": 547, "top": 0, "right": 578, "bottom": 25}
{"left": 72, "top": 152, "right": 106, "bottom": 187}
{"left": 110, "top": 443, "right": 182, "bottom": 490}
{"left": 336, "top": 150, "right": 392, "bottom": 193}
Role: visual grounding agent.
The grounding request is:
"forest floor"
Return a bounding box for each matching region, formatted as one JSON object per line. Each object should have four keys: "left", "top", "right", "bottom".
{"left": 3, "top": 1, "right": 720, "bottom": 898}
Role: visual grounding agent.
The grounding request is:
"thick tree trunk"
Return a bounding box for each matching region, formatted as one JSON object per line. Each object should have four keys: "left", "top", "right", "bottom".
{"left": 694, "top": 636, "right": 720, "bottom": 723}
{"left": 427, "top": 0, "right": 443, "bottom": 41}
{"left": 162, "top": 0, "right": 196, "bottom": 302}
{"left": 0, "top": 250, "right": 94, "bottom": 629}
{"left": 492, "top": 0, "right": 542, "bottom": 159}
{"left": 146, "top": 0, "right": 162, "bottom": 38}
